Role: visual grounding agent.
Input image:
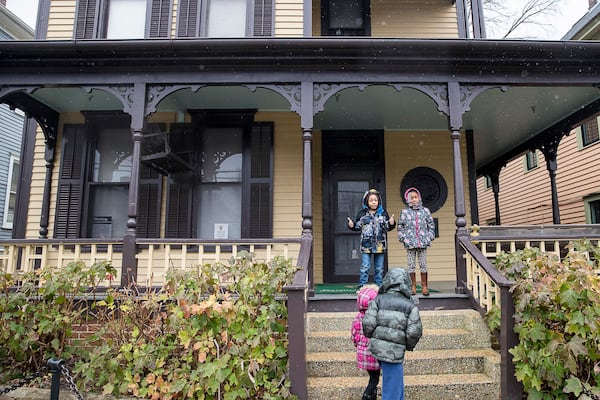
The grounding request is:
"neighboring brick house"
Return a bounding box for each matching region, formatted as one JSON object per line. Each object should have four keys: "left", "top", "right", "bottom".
{"left": 0, "top": 2, "right": 34, "bottom": 240}
{"left": 477, "top": 0, "right": 600, "bottom": 226}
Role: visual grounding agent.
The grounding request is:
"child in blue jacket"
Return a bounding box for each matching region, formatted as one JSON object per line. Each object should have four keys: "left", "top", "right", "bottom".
{"left": 348, "top": 189, "right": 395, "bottom": 288}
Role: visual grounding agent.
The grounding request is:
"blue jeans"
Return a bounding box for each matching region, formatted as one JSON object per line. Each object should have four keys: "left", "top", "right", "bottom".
{"left": 360, "top": 252, "right": 384, "bottom": 286}
{"left": 380, "top": 361, "right": 404, "bottom": 400}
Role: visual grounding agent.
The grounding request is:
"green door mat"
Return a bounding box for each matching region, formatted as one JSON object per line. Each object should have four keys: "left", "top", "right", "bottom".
{"left": 314, "top": 283, "right": 438, "bottom": 294}
{"left": 314, "top": 283, "right": 358, "bottom": 294}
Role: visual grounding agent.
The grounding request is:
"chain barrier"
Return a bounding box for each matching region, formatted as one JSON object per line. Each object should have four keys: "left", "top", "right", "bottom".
{"left": 0, "top": 367, "right": 46, "bottom": 396}
{"left": 0, "top": 360, "right": 85, "bottom": 400}
{"left": 583, "top": 386, "right": 600, "bottom": 400}
{"left": 60, "top": 363, "right": 85, "bottom": 400}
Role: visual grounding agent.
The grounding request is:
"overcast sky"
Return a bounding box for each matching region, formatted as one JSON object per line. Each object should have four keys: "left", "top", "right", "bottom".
{"left": 3, "top": 0, "right": 592, "bottom": 39}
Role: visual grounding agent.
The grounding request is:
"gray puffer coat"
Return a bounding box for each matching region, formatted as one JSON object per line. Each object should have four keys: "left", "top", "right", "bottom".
{"left": 362, "top": 268, "right": 422, "bottom": 363}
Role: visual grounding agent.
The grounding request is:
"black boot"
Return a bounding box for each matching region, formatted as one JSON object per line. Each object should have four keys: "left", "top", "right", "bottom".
{"left": 362, "top": 387, "right": 377, "bottom": 400}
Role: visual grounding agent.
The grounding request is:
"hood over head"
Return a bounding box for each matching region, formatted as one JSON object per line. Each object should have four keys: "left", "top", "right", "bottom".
{"left": 362, "top": 188, "right": 384, "bottom": 214}
{"left": 379, "top": 268, "right": 413, "bottom": 299}
{"left": 356, "top": 285, "right": 378, "bottom": 311}
{"left": 404, "top": 187, "right": 422, "bottom": 209}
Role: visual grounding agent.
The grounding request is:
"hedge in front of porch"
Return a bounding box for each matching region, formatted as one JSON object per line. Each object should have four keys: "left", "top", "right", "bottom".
{"left": 0, "top": 253, "right": 298, "bottom": 400}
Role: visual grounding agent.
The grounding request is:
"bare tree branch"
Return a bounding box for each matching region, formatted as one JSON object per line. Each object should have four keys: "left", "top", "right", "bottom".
{"left": 483, "top": 0, "right": 561, "bottom": 39}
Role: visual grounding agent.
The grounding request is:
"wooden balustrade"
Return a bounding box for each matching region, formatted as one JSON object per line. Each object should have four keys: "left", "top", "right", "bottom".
{"left": 0, "top": 238, "right": 302, "bottom": 288}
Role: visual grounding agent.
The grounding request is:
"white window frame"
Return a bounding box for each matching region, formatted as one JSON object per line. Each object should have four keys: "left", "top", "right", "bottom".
{"left": 2, "top": 154, "right": 19, "bottom": 229}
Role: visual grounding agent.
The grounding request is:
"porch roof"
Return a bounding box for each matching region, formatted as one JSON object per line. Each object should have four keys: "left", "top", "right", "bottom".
{"left": 1, "top": 37, "right": 600, "bottom": 173}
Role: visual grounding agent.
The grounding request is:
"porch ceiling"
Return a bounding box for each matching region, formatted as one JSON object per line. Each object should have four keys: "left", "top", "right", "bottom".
{"left": 2, "top": 38, "right": 600, "bottom": 174}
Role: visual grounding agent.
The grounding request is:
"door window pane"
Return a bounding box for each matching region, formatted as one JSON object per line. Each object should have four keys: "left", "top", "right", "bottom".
{"left": 206, "top": 0, "right": 247, "bottom": 37}
{"left": 106, "top": 0, "right": 147, "bottom": 39}
{"left": 335, "top": 180, "right": 369, "bottom": 276}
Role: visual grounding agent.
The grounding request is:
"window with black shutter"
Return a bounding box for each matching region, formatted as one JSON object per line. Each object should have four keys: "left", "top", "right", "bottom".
{"left": 176, "top": 0, "right": 273, "bottom": 37}
{"left": 163, "top": 116, "right": 273, "bottom": 239}
{"left": 55, "top": 116, "right": 162, "bottom": 239}
{"left": 74, "top": 0, "right": 171, "bottom": 39}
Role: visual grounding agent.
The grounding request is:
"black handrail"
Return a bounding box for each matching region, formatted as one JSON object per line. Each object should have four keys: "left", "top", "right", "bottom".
{"left": 283, "top": 235, "right": 311, "bottom": 400}
{"left": 458, "top": 236, "right": 521, "bottom": 400}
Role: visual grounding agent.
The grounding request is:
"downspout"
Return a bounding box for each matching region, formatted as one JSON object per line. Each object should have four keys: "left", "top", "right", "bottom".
{"left": 121, "top": 82, "right": 146, "bottom": 287}
{"left": 447, "top": 81, "right": 468, "bottom": 293}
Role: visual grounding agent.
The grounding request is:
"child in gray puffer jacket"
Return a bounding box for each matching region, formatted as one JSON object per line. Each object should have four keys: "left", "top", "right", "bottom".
{"left": 362, "top": 268, "right": 422, "bottom": 400}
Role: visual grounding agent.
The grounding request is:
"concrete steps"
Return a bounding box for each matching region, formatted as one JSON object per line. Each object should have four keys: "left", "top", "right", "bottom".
{"left": 306, "top": 309, "right": 500, "bottom": 400}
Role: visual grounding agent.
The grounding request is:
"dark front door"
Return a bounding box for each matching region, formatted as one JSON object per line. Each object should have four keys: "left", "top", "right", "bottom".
{"left": 322, "top": 131, "right": 385, "bottom": 283}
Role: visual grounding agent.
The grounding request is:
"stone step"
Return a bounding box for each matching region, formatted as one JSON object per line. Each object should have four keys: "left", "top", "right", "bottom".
{"left": 307, "top": 373, "right": 500, "bottom": 400}
{"left": 306, "top": 327, "right": 490, "bottom": 353}
{"left": 307, "top": 309, "right": 489, "bottom": 333}
{"left": 305, "top": 309, "right": 500, "bottom": 399}
{"left": 307, "top": 348, "right": 500, "bottom": 379}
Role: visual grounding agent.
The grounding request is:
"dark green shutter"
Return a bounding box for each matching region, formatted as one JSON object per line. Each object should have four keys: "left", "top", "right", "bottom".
{"left": 248, "top": 123, "right": 273, "bottom": 237}
{"left": 55, "top": 125, "right": 87, "bottom": 238}
{"left": 253, "top": 0, "right": 274, "bottom": 36}
{"left": 74, "top": 0, "right": 99, "bottom": 39}
{"left": 176, "top": 0, "right": 200, "bottom": 37}
{"left": 149, "top": 0, "right": 173, "bottom": 38}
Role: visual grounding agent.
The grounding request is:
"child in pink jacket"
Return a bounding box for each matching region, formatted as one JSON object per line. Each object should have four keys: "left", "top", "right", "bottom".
{"left": 351, "top": 285, "right": 380, "bottom": 400}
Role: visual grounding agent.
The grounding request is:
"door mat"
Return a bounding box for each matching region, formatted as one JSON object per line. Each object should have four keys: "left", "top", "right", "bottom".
{"left": 314, "top": 283, "right": 438, "bottom": 295}
{"left": 314, "top": 283, "right": 358, "bottom": 294}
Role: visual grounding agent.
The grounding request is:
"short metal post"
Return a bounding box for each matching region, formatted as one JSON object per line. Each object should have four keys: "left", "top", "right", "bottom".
{"left": 47, "top": 358, "right": 64, "bottom": 400}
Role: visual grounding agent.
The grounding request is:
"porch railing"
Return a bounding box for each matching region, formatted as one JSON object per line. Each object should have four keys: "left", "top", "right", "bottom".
{"left": 0, "top": 239, "right": 124, "bottom": 278}
{"left": 0, "top": 238, "right": 302, "bottom": 288}
{"left": 461, "top": 224, "right": 600, "bottom": 400}
{"left": 134, "top": 238, "right": 302, "bottom": 287}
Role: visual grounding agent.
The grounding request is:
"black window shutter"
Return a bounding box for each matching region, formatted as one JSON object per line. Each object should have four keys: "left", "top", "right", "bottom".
{"left": 176, "top": 0, "right": 200, "bottom": 37}
{"left": 74, "top": 0, "right": 99, "bottom": 39}
{"left": 55, "top": 125, "right": 87, "bottom": 238}
{"left": 248, "top": 123, "right": 273, "bottom": 237}
{"left": 149, "top": 0, "right": 172, "bottom": 38}
{"left": 137, "top": 166, "right": 161, "bottom": 238}
{"left": 166, "top": 177, "right": 193, "bottom": 238}
{"left": 253, "top": 0, "right": 274, "bottom": 36}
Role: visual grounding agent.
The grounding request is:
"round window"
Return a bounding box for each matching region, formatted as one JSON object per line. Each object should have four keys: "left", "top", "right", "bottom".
{"left": 400, "top": 167, "right": 448, "bottom": 213}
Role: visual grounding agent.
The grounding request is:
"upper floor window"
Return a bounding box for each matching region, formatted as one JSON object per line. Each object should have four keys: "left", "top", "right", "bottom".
{"left": 2, "top": 154, "right": 19, "bottom": 229}
{"left": 525, "top": 150, "right": 538, "bottom": 171}
{"left": 580, "top": 117, "right": 600, "bottom": 147}
{"left": 321, "top": 0, "right": 371, "bottom": 36}
{"left": 74, "top": 0, "right": 172, "bottom": 39}
{"left": 106, "top": 0, "right": 147, "bottom": 38}
{"left": 177, "top": 0, "right": 273, "bottom": 37}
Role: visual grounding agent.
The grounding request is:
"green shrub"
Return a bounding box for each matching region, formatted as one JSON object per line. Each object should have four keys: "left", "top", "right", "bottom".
{"left": 74, "top": 251, "right": 298, "bottom": 400}
{"left": 0, "top": 261, "right": 116, "bottom": 382}
{"left": 495, "top": 241, "right": 600, "bottom": 400}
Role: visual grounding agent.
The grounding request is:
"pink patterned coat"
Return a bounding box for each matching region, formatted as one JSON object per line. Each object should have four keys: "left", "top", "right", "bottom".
{"left": 351, "top": 286, "right": 380, "bottom": 371}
